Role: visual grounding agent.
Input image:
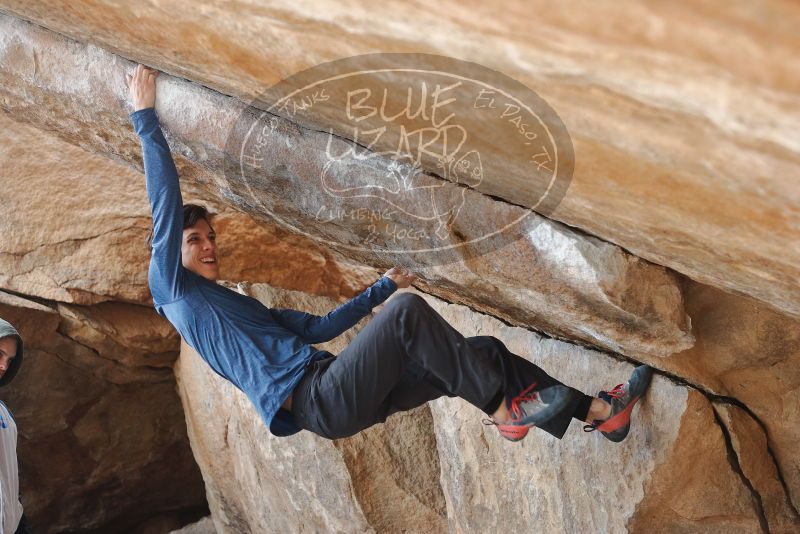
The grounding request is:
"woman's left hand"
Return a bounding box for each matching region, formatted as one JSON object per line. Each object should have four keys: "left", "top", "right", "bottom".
{"left": 126, "top": 64, "right": 159, "bottom": 111}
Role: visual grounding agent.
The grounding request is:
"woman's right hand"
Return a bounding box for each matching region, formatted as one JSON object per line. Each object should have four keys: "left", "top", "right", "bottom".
{"left": 125, "top": 64, "right": 159, "bottom": 111}
{"left": 383, "top": 266, "right": 417, "bottom": 289}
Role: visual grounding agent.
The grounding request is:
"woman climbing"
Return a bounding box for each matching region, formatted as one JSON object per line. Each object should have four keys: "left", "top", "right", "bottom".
{"left": 126, "top": 64, "right": 653, "bottom": 444}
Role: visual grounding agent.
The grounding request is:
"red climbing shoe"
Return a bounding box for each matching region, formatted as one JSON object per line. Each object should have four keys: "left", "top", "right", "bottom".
{"left": 484, "top": 383, "right": 571, "bottom": 442}
{"left": 584, "top": 365, "right": 654, "bottom": 443}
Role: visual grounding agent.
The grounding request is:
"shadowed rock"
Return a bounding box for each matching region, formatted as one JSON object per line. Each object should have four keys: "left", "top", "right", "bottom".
{"left": 0, "top": 290, "right": 207, "bottom": 532}
{"left": 652, "top": 279, "right": 800, "bottom": 512}
{"left": 714, "top": 403, "right": 800, "bottom": 534}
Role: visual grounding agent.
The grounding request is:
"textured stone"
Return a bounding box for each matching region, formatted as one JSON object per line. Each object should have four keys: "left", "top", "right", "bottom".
{"left": 0, "top": 290, "right": 207, "bottom": 532}
{"left": 0, "top": 4, "right": 797, "bottom": 532}
{"left": 714, "top": 403, "right": 800, "bottom": 534}
{"left": 177, "top": 283, "right": 762, "bottom": 533}
{"left": 624, "top": 392, "right": 762, "bottom": 533}
{"left": 169, "top": 517, "right": 217, "bottom": 534}
{"left": 0, "top": 112, "right": 151, "bottom": 305}
{"left": 649, "top": 279, "right": 800, "bottom": 513}
{"left": 0, "top": 113, "right": 376, "bottom": 305}
{"left": 0, "top": 15, "right": 693, "bottom": 359}
{"left": 0, "top": 0, "right": 797, "bottom": 317}
{"left": 54, "top": 300, "right": 178, "bottom": 384}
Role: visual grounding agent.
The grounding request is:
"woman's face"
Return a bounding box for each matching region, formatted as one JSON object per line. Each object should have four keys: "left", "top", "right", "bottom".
{"left": 181, "top": 218, "right": 220, "bottom": 281}
{"left": 0, "top": 336, "right": 17, "bottom": 381}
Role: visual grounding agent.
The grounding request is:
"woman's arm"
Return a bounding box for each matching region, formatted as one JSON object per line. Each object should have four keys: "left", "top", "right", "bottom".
{"left": 128, "top": 66, "right": 185, "bottom": 304}
{"left": 271, "top": 267, "right": 416, "bottom": 343}
{"left": 270, "top": 275, "right": 399, "bottom": 343}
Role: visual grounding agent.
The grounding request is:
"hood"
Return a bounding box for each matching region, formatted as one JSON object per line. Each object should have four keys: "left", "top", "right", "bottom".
{"left": 0, "top": 318, "right": 23, "bottom": 386}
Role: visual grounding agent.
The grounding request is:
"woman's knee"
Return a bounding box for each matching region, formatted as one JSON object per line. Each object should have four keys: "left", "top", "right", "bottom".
{"left": 465, "top": 335, "right": 510, "bottom": 366}
{"left": 465, "top": 335, "right": 495, "bottom": 351}
{"left": 386, "top": 292, "right": 429, "bottom": 313}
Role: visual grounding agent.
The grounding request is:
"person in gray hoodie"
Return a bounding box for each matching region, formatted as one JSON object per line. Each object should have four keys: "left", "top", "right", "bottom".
{"left": 0, "top": 319, "right": 30, "bottom": 534}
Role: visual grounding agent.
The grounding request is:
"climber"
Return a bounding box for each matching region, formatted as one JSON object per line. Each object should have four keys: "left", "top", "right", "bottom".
{"left": 126, "top": 63, "right": 653, "bottom": 445}
{"left": 0, "top": 318, "right": 32, "bottom": 534}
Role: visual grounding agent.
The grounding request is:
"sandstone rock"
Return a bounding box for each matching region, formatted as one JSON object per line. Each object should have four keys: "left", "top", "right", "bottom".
{"left": 624, "top": 391, "right": 762, "bottom": 534}
{"left": 54, "top": 300, "right": 179, "bottom": 384}
{"left": 169, "top": 517, "right": 217, "bottom": 534}
{"left": 0, "top": 113, "right": 376, "bottom": 305}
{"left": 0, "top": 15, "right": 694, "bottom": 359}
{"left": 646, "top": 279, "right": 800, "bottom": 513}
{"left": 176, "top": 282, "right": 763, "bottom": 533}
{"left": 714, "top": 403, "right": 800, "bottom": 534}
{"left": 211, "top": 209, "right": 378, "bottom": 300}
{"left": 0, "top": 0, "right": 797, "bottom": 317}
{"left": 0, "top": 4, "right": 796, "bottom": 532}
{"left": 0, "top": 290, "right": 207, "bottom": 532}
{"left": 133, "top": 512, "right": 218, "bottom": 534}
{"left": 0, "top": 112, "right": 151, "bottom": 305}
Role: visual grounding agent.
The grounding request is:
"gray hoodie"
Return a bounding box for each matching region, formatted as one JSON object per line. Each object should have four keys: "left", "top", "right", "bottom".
{"left": 0, "top": 318, "right": 24, "bottom": 531}
{"left": 0, "top": 319, "right": 23, "bottom": 387}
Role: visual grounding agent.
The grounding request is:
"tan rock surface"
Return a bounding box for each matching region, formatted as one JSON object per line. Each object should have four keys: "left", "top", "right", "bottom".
{"left": 625, "top": 392, "right": 763, "bottom": 533}
{"left": 54, "top": 300, "right": 179, "bottom": 384}
{"left": 0, "top": 290, "right": 207, "bottom": 533}
{"left": 169, "top": 517, "right": 217, "bottom": 534}
{"left": 647, "top": 279, "right": 800, "bottom": 512}
{"left": 0, "top": 112, "right": 151, "bottom": 305}
{"left": 714, "top": 403, "right": 800, "bottom": 534}
{"left": 0, "top": 15, "right": 694, "bottom": 359}
{"left": 0, "top": 4, "right": 797, "bottom": 532}
{"left": 177, "top": 282, "right": 764, "bottom": 533}
{"left": 0, "top": 0, "right": 797, "bottom": 317}
{"left": 0, "top": 113, "right": 375, "bottom": 305}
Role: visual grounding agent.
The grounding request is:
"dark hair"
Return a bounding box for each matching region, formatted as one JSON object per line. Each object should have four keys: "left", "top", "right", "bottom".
{"left": 146, "top": 203, "right": 215, "bottom": 250}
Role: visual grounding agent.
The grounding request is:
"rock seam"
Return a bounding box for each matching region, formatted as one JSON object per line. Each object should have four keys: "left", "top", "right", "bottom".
{"left": 711, "top": 406, "right": 770, "bottom": 533}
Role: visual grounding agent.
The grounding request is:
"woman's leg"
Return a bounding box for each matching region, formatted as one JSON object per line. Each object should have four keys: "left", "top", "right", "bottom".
{"left": 293, "top": 293, "right": 504, "bottom": 439}
{"left": 464, "top": 335, "right": 593, "bottom": 439}
{"left": 293, "top": 293, "right": 595, "bottom": 440}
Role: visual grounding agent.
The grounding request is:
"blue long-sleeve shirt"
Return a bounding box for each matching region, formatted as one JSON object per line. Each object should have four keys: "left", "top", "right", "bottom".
{"left": 131, "top": 107, "right": 397, "bottom": 436}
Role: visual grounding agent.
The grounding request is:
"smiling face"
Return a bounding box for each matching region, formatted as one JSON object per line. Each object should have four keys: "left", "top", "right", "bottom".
{"left": 181, "top": 218, "right": 220, "bottom": 281}
{"left": 0, "top": 336, "right": 17, "bottom": 381}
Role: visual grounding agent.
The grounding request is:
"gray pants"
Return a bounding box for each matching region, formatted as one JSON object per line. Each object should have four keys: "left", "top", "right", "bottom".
{"left": 292, "top": 293, "right": 586, "bottom": 440}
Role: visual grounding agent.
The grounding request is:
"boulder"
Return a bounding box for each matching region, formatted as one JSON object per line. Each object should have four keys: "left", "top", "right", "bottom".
{"left": 169, "top": 517, "right": 217, "bottom": 534}
{"left": 644, "top": 279, "right": 800, "bottom": 512}
{"left": 0, "top": 15, "right": 694, "bottom": 359}
{"left": 420, "top": 292, "right": 771, "bottom": 533}
{"left": 0, "top": 3, "right": 798, "bottom": 532}
{"left": 0, "top": 0, "right": 797, "bottom": 317}
{"left": 714, "top": 403, "right": 800, "bottom": 534}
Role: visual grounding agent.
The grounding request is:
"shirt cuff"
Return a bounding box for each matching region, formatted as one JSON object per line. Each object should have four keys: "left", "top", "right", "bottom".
{"left": 379, "top": 276, "right": 398, "bottom": 292}
{"left": 130, "top": 107, "right": 158, "bottom": 135}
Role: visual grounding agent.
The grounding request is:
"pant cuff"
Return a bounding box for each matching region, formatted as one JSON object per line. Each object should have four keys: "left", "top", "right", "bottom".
{"left": 481, "top": 386, "right": 505, "bottom": 415}
{"left": 572, "top": 394, "right": 595, "bottom": 422}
